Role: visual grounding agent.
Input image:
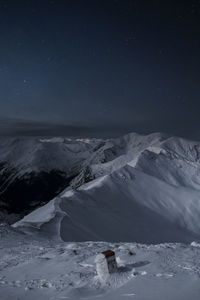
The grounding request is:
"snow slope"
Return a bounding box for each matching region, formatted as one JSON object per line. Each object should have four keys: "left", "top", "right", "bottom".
{"left": 14, "top": 132, "right": 200, "bottom": 243}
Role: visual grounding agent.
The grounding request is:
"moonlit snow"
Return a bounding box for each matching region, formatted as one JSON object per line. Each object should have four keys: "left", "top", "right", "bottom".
{"left": 1, "top": 132, "right": 200, "bottom": 299}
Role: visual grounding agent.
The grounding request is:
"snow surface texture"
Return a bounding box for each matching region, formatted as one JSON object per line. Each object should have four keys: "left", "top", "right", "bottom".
{"left": 14, "top": 132, "right": 200, "bottom": 244}
{"left": 0, "top": 226, "right": 200, "bottom": 300}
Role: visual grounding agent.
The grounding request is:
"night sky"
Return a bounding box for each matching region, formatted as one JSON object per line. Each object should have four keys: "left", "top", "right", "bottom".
{"left": 1, "top": 0, "right": 200, "bottom": 138}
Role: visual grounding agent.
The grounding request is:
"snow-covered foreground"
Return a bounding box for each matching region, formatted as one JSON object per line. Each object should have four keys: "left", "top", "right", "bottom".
{"left": 0, "top": 225, "right": 200, "bottom": 300}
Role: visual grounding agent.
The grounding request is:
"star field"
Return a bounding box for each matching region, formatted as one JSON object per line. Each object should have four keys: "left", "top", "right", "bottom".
{"left": 0, "top": 0, "right": 200, "bottom": 138}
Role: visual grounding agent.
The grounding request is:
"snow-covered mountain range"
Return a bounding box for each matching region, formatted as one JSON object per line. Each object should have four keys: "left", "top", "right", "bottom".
{"left": 1, "top": 132, "right": 200, "bottom": 300}
{"left": 0, "top": 136, "right": 109, "bottom": 216}
{"left": 10, "top": 132, "right": 200, "bottom": 244}
{"left": 0, "top": 133, "right": 168, "bottom": 216}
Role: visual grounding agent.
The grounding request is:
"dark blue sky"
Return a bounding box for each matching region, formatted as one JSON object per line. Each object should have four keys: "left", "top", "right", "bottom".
{"left": 1, "top": 0, "right": 200, "bottom": 137}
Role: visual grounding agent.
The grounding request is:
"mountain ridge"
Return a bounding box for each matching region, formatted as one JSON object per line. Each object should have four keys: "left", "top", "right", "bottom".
{"left": 12, "top": 132, "right": 200, "bottom": 243}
